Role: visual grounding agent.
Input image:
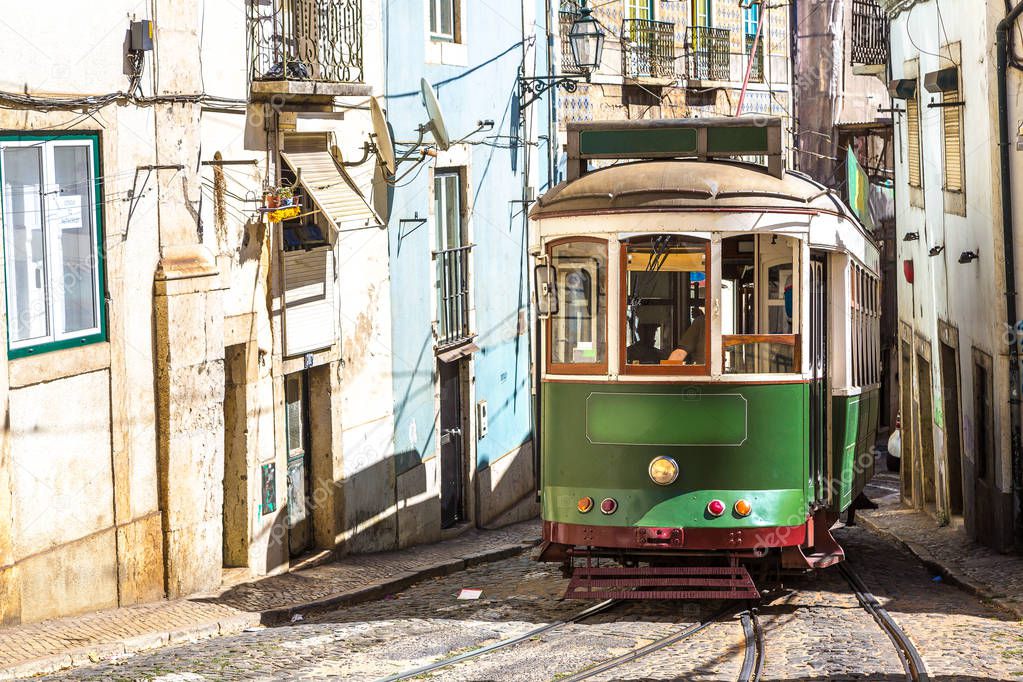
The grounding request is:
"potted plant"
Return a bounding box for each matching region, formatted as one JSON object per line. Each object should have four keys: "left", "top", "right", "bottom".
{"left": 278, "top": 186, "right": 294, "bottom": 207}
{"left": 265, "top": 190, "right": 280, "bottom": 209}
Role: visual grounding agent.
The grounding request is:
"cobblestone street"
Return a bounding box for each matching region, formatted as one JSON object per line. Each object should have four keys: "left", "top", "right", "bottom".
{"left": 40, "top": 515, "right": 1023, "bottom": 681}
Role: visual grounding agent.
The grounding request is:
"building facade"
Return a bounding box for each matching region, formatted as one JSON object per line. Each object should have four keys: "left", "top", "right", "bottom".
{"left": 0, "top": 0, "right": 544, "bottom": 625}
{"left": 552, "top": 0, "right": 793, "bottom": 169}
{"left": 381, "top": 0, "right": 543, "bottom": 544}
{"left": 884, "top": 0, "right": 1020, "bottom": 550}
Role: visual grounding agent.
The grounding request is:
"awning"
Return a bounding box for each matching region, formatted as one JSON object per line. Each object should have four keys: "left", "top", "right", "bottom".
{"left": 281, "top": 137, "right": 382, "bottom": 232}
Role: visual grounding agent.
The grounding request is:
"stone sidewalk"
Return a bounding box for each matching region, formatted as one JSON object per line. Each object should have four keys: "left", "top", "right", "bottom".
{"left": 0, "top": 519, "right": 541, "bottom": 680}
{"left": 860, "top": 471, "right": 1023, "bottom": 621}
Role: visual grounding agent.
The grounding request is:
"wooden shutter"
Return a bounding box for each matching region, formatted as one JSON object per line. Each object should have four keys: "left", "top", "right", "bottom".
{"left": 906, "top": 97, "right": 922, "bottom": 187}
{"left": 942, "top": 90, "right": 964, "bottom": 192}
{"left": 283, "top": 248, "right": 335, "bottom": 356}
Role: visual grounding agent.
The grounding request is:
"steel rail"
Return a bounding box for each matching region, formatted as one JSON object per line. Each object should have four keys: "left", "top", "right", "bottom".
{"left": 839, "top": 563, "right": 929, "bottom": 682}
{"left": 738, "top": 608, "right": 765, "bottom": 682}
{"left": 557, "top": 605, "right": 738, "bottom": 682}
{"left": 375, "top": 598, "right": 619, "bottom": 682}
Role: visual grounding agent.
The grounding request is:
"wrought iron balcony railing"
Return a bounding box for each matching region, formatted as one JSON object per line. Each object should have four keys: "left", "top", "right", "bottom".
{"left": 435, "top": 245, "right": 472, "bottom": 348}
{"left": 248, "top": 0, "right": 364, "bottom": 84}
{"left": 686, "top": 26, "right": 731, "bottom": 81}
{"left": 745, "top": 33, "right": 764, "bottom": 83}
{"left": 622, "top": 18, "right": 676, "bottom": 80}
{"left": 851, "top": 0, "right": 889, "bottom": 66}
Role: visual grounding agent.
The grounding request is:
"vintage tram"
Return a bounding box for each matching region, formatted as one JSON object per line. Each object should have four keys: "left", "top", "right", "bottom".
{"left": 530, "top": 118, "right": 881, "bottom": 599}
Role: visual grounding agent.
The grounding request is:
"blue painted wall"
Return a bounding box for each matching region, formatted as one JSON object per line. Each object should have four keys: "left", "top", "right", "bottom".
{"left": 383, "top": 0, "right": 550, "bottom": 474}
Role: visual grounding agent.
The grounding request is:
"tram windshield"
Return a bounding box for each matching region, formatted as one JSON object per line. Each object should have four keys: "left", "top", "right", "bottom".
{"left": 622, "top": 235, "right": 709, "bottom": 373}
{"left": 721, "top": 234, "right": 799, "bottom": 374}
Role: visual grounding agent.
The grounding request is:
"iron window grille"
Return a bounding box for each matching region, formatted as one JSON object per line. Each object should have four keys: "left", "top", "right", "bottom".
{"left": 686, "top": 26, "right": 731, "bottom": 81}
{"left": 622, "top": 18, "right": 676, "bottom": 79}
{"left": 435, "top": 245, "right": 472, "bottom": 348}
{"left": 745, "top": 33, "right": 764, "bottom": 83}
{"left": 850, "top": 0, "right": 889, "bottom": 66}
{"left": 248, "top": 0, "right": 364, "bottom": 83}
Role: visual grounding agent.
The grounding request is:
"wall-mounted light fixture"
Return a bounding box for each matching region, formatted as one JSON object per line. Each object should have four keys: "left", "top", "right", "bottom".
{"left": 518, "top": 0, "right": 605, "bottom": 109}
{"left": 903, "top": 232, "right": 920, "bottom": 241}
{"left": 929, "top": 245, "right": 945, "bottom": 257}
{"left": 959, "top": 250, "right": 980, "bottom": 264}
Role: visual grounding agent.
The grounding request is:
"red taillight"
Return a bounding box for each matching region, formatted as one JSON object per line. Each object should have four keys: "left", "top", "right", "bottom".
{"left": 600, "top": 498, "right": 618, "bottom": 515}
{"left": 707, "top": 499, "right": 726, "bottom": 517}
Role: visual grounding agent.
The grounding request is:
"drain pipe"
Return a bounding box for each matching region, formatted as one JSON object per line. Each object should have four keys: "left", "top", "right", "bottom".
{"left": 997, "top": 2, "right": 1023, "bottom": 546}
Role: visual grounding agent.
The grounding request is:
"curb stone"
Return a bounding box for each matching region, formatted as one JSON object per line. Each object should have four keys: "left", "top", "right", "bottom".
{"left": 0, "top": 540, "right": 536, "bottom": 680}
{"left": 857, "top": 512, "right": 1023, "bottom": 621}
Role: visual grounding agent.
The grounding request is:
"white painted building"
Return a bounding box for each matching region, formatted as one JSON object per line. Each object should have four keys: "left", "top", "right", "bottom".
{"left": 0, "top": 0, "right": 400, "bottom": 623}
{"left": 884, "top": 0, "right": 1020, "bottom": 549}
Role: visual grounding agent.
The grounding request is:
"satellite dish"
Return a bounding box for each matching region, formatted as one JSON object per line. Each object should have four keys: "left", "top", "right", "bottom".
{"left": 420, "top": 78, "right": 452, "bottom": 151}
{"left": 369, "top": 96, "right": 396, "bottom": 175}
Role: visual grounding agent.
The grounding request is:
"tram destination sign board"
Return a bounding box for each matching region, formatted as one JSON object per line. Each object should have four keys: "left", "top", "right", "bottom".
{"left": 566, "top": 117, "right": 785, "bottom": 180}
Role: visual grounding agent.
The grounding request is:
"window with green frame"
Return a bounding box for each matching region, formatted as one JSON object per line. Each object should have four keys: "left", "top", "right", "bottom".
{"left": 625, "top": 0, "right": 654, "bottom": 20}
{"left": 693, "top": 0, "right": 712, "bottom": 26}
{"left": 0, "top": 132, "right": 107, "bottom": 358}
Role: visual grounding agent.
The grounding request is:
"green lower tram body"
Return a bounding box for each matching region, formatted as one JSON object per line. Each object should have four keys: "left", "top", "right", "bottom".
{"left": 541, "top": 381, "right": 879, "bottom": 553}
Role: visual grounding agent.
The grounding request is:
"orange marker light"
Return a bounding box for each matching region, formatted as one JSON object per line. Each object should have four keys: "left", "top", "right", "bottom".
{"left": 577, "top": 496, "right": 594, "bottom": 513}
{"left": 734, "top": 499, "right": 752, "bottom": 517}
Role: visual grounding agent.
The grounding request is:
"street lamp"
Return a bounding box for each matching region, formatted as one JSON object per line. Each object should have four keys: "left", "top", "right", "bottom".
{"left": 519, "top": 1, "right": 605, "bottom": 109}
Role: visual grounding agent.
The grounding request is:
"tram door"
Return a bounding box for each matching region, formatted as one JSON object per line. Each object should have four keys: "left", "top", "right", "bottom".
{"left": 808, "top": 254, "right": 829, "bottom": 504}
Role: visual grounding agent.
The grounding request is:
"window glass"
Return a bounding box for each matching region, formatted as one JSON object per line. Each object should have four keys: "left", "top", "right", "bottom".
{"left": 431, "top": 0, "right": 456, "bottom": 40}
{"left": 3, "top": 146, "right": 48, "bottom": 342}
{"left": 743, "top": 3, "right": 760, "bottom": 35}
{"left": 693, "top": 0, "right": 712, "bottom": 26}
{"left": 626, "top": 0, "right": 653, "bottom": 20}
{"left": 2, "top": 137, "right": 103, "bottom": 355}
{"left": 623, "top": 235, "right": 708, "bottom": 370}
{"left": 722, "top": 234, "right": 799, "bottom": 374}
{"left": 549, "top": 240, "right": 607, "bottom": 368}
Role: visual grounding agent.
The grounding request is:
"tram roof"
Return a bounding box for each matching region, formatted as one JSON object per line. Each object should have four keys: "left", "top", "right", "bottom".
{"left": 529, "top": 160, "right": 855, "bottom": 221}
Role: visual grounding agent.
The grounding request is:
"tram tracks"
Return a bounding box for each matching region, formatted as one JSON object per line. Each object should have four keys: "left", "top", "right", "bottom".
{"left": 839, "top": 562, "right": 930, "bottom": 682}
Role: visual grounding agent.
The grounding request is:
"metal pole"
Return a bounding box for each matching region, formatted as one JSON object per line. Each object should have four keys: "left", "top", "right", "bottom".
{"left": 997, "top": 1, "right": 1023, "bottom": 547}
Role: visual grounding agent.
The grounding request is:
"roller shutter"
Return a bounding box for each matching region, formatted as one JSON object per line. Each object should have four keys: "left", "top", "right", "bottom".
{"left": 283, "top": 247, "right": 335, "bottom": 356}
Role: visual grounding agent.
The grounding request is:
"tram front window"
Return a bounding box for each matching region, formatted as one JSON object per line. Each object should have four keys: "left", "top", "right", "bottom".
{"left": 547, "top": 239, "right": 608, "bottom": 371}
{"left": 623, "top": 235, "right": 709, "bottom": 373}
{"left": 721, "top": 234, "right": 799, "bottom": 374}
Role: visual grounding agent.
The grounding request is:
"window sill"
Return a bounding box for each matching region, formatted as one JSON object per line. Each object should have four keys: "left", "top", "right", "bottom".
{"left": 8, "top": 340, "right": 111, "bottom": 388}
{"left": 425, "top": 40, "right": 468, "bottom": 67}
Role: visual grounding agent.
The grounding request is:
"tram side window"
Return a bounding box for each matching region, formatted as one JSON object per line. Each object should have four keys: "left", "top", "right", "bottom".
{"left": 547, "top": 240, "right": 608, "bottom": 370}
{"left": 721, "top": 234, "right": 799, "bottom": 375}
{"left": 622, "top": 235, "right": 709, "bottom": 373}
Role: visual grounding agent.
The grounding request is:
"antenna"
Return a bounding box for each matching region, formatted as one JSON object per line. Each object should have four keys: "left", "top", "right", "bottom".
{"left": 369, "top": 96, "right": 397, "bottom": 175}
{"left": 420, "top": 78, "right": 452, "bottom": 151}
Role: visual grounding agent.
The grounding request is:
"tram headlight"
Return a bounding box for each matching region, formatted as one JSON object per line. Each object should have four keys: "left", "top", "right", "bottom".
{"left": 648, "top": 456, "right": 679, "bottom": 486}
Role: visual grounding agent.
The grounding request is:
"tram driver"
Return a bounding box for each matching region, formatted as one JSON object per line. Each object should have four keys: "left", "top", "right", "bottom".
{"left": 667, "top": 304, "right": 706, "bottom": 365}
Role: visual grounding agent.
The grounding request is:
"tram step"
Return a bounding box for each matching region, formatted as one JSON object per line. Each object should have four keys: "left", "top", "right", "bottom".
{"left": 565, "top": 565, "right": 760, "bottom": 600}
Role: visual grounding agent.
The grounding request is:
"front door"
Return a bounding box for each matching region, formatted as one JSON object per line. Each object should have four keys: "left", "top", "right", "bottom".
{"left": 285, "top": 372, "right": 312, "bottom": 557}
{"left": 809, "top": 254, "right": 829, "bottom": 504}
{"left": 439, "top": 359, "right": 466, "bottom": 528}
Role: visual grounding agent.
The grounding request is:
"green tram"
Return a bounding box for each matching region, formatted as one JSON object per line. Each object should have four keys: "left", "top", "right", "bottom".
{"left": 530, "top": 118, "right": 881, "bottom": 599}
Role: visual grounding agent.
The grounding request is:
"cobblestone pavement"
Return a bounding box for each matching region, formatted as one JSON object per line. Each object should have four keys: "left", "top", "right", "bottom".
{"left": 40, "top": 517, "right": 1023, "bottom": 682}
{"left": 860, "top": 470, "right": 1023, "bottom": 620}
{"left": 0, "top": 520, "right": 539, "bottom": 678}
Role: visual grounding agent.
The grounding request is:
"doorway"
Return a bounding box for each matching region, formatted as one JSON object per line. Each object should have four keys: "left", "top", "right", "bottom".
{"left": 899, "top": 337, "right": 916, "bottom": 505}
{"left": 916, "top": 352, "right": 937, "bottom": 509}
{"left": 223, "top": 343, "right": 249, "bottom": 568}
{"left": 939, "top": 338, "right": 964, "bottom": 516}
{"left": 438, "top": 359, "right": 467, "bottom": 529}
{"left": 808, "top": 253, "right": 828, "bottom": 504}
{"left": 285, "top": 371, "right": 313, "bottom": 558}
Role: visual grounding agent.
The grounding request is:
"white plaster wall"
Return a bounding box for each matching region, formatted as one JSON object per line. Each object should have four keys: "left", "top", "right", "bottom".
{"left": 9, "top": 371, "right": 114, "bottom": 558}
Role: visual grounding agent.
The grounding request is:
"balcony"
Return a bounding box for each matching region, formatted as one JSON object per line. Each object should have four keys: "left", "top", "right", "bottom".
{"left": 686, "top": 26, "right": 730, "bottom": 82}
{"left": 248, "top": 0, "right": 369, "bottom": 99}
{"left": 850, "top": 0, "right": 889, "bottom": 67}
{"left": 435, "top": 245, "right": 472, "bottom": 348}
{"left": 745, "top": 34, "right": 764, "bottom": 83}
{"left": 622, "top": 19, "right": 677, "bottom": 82}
